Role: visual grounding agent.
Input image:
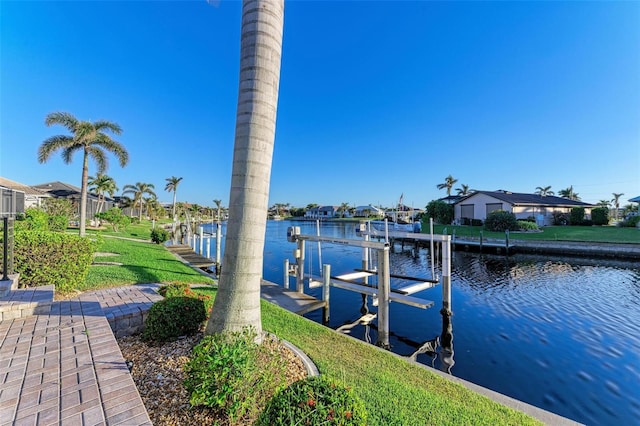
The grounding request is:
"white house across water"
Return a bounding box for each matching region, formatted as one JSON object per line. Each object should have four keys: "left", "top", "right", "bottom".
{"left": 454, "top": 190, "right": 595, "bottom": 226}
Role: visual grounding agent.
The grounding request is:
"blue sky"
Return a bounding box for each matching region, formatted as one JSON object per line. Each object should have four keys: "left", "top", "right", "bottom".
{"left": 1, "top": 1, "right": 639, "bottom": 210}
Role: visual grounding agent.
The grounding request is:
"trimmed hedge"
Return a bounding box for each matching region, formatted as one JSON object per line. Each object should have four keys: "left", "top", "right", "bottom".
{"left": 13, "top": 231, "right": 96, "bottom": 292}
{"left": 150, "top": 228, "right": 169, "bottom": 244}
{"left": 484, "top": 210, "right": 518, "bottom": 232}
{"left": 570, "top": 207, "right": 585, "bottom": 226}
{"left": 142, "top": 296, "right": 207, "bottom": 341}
{"left": 257, "top": 376, "right": 367, "bottom": 425}
{"left": 517, "top": 220, "right": 539, "bottom": 231}
{"left": 591, "top": 207, "right": 609, "bottom": 226}
{"left": 424, "top": 200, "right": 454, "bottom": 225}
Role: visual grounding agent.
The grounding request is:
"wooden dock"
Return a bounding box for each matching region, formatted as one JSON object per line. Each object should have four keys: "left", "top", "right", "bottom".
{"left": 451, "top": 238, "right": 515, "bottom": 252}
{"left": 166, "top": 244, "right": 216, "bottom": 268}
{"left": 261, "top": 280, "right": 326, "bottom": 315}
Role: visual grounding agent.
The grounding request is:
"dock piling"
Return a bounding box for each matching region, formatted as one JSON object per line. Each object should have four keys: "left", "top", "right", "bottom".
{"left": 296, "top": 239, "right": 305, "bottom": 293}
{"left": 322, "top": 264, "right": 331, "bottom": 324}
{"left": 215, "top": 222, "right": 222, "bottom": 266}
{"left": 283, "top": 259, "right": 290, "bottom": 289}
{"left": 376, "top": 244, "right": 391, "bottom": 349}
{"left": 440, "top": 234, "right": 453, "bottom": 371}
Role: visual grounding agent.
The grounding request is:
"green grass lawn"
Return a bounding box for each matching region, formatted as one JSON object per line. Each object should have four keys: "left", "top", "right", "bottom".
{"left": 84, "top": 237, "right": 214, "bottom": 291}
{"left": 84, "top": 220, "right": 169, "bottom": 241}
{"left": 193, "top": 287, "right": 540, "bottom": 426}
{"left": 432, "top": 224, "right": 640, "bottom": 243}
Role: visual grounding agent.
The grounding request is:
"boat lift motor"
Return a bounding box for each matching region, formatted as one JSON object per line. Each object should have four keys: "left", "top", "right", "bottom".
{"left": 287, "top": 226, "right": 300, "bottom": 242}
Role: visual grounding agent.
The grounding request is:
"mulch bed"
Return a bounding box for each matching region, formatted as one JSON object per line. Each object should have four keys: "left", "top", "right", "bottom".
{"left": 117, "top": 332, "right": 308, "bottom": 425}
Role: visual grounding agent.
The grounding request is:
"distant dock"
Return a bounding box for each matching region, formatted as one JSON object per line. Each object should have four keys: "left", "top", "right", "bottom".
{"left": 166, "top": 244, "right": 216, "bottom": 269}
{"left": 365, "top": 228, "right": 515, "bottom": 255}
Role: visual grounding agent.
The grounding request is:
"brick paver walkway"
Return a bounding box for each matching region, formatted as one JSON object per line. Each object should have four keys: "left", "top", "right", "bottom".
{"left": 0, "top": 284, "right": 164, "bottom": 426}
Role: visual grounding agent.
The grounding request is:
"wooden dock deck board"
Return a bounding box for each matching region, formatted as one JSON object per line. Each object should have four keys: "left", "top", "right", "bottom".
{"left": 166, "top": 244, "right": 215, "bottom": 268}
{"left": 261, "top": 280, "right": 326, "bottom": 315}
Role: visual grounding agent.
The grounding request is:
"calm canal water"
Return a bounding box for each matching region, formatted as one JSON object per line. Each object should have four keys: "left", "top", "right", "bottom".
{"left": 205, "top": 220, "right": 640, "bottom": 425}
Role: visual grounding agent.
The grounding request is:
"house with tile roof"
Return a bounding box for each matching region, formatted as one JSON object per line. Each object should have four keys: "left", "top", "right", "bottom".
{"left": 0, "top": 177, "right": 51, "bottom": 216}
{"left": 454, "top": 190, "right": 595, "bottom": 226}
{"left": 32, "top": 181, "right": 115, "bottom": 221}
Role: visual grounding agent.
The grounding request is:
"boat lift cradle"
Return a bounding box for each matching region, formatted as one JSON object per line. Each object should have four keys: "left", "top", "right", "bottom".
{"left": 285, "top": 226, "right": 452, "bottom": 348}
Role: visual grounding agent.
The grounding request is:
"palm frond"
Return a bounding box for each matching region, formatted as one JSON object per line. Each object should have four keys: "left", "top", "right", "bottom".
{"left": 45, "top": 111, "right": 79, "bottom": 130}
{"left": 62, "top": 145, "right": 82, "bottom": 164}
{"left": 37, "top": 135, "right": 74, "bottom": 163}
{"left": 88, "top": 146, "right": 108, "bottom": 173}
{"left": 93, "top": 120, "right": 122, "bottom": 135}
{"left": 94, "top": 135, "right": 129, "bottom": 167}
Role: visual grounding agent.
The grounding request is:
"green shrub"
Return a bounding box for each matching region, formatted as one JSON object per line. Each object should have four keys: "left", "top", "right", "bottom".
{"left": 552, "top": 211, "right": 569, "bottom": 226}
{"left": 484, "top": 210, "right": 518, "bottom": 232}
{"left": 424, "top": 200, "right": 454, "bottom": 225}
{"left": 257, "top": 376, "right": 367, "bottom": 426}
{"left": 591, "top": 207, "right": 609, "bottom": 226}
{"left": 13, "top": 231, "right": 96, "bottom": 292}
{"left": 517, "top": 220, "right": 539, "bottom": 231}
{"left": 619, "top": 215, "right": 640, "bottom": 228}
{"left": 569, "top": 207, "right": 585, "bottom": 226}
{"left": 184, "top": 329, "right": 288, "bottom": 422}
{"left": 48, "top": 215, "right": 68, "bottom": 232}
{"left": 142, "top": 297, "right": 207, "bottom": 341}
{"left": 17, "top": 208, "right": 49, "bottom": 231}
{"left": 96, "top": 207, "right": 131, "bottom": 232}
{"left": 150, "top": 227, "right": 169, "bottom": 244}
{"left": 42, "top": 197, "right": 74, "bottom": 218}
{"left": 43, "top": 198, "right": 73, "bottom": 230}
{"left": 158, "top": 283, "right": 214, "bottom": 318}
{"left": 158, "top": 282, "right": 192, "bottom": 298}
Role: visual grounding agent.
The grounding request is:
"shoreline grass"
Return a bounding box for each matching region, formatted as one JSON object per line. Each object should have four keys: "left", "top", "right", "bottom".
{"left": 193, "top": 287, "right": 541, "bottom": 425}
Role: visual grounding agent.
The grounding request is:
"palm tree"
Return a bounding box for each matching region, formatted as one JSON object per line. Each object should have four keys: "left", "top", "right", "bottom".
{"left": 611, "top": 193, "right": 624, "bottom": 220}
{"left": 88, "top": 173, "right": 118, "bottom": 215}
{"left": 558, "top": 185, "right": 580, "bottom": 201}
{"left": 165, "top": 176, "right": 183, "bottom": 225}
{"left": 122, "top": 182, "right": 156, "bottom": 221}
{"left": 338, "top": 202, "right": 350, "bottom": 218}
{"left": 38, "top": 112, "right": 128, "bottom": 236}
{"left": 143, "top": 196, "right": 161, "bottom": 220}
{"left": 206, "top": 0, "right": 285, "bottom": 339}
{"left": 455, "top": 184, "right": 472, "bottom": 196}
{"left": 437, "top": 175, "right": 458, "bottom": 197}
{"left": 597, "top": 200, "right": 611, "bottom": 208}
{"left": 535, "top": 186, "right": 554, "bottom": 196}
{"left": 213, "top": 199, "right": 222, "bottom": 222}
{"left": 118, "top": 195, "right": 134, "bottom": 214}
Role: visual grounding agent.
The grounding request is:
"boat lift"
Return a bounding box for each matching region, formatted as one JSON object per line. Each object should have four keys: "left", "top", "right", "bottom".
{"left": 285, "top": 225, "right": 452, "bottom": 349}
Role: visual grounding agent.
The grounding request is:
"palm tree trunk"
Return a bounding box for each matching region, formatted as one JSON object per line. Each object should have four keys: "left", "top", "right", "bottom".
{"left": 172, "top": 191, "right": 177, "bottom": 232}
{"left": 79, "top": 150, "right": 89, "bottom": 236}
{"left": 172, "top": 192, "right": 177, "bottom": 220}
{"left": 206, "top": 0, "right": 284, "bottom": 338}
